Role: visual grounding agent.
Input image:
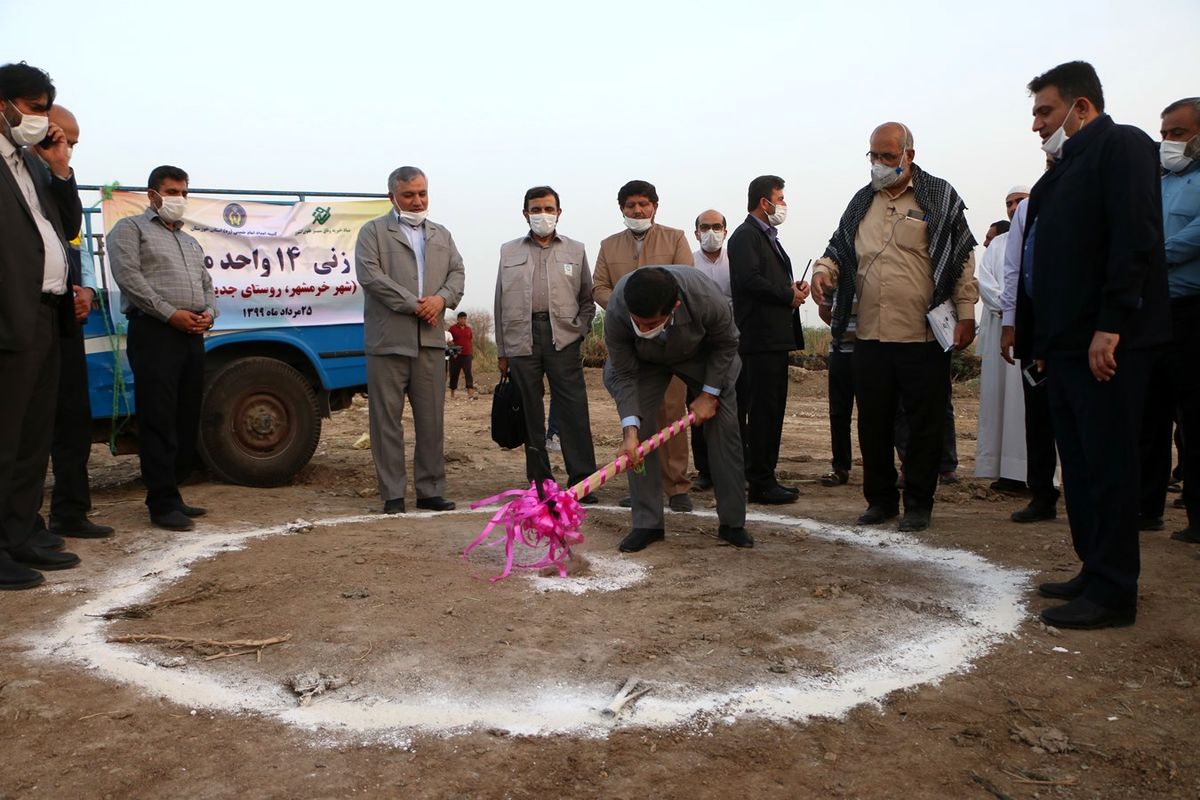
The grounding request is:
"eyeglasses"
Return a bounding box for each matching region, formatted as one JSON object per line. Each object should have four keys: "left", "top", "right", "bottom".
{"left": 696, "top": 223, "right": 725, "bottom": 232}
{"left": 866, "top": 151, "right": 905, "bottom": 164}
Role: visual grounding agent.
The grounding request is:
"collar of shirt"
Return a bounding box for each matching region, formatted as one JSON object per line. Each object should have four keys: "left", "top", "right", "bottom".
{"left": 143, "top": 204, "right": 183, "bottom": 231}
{"left": 0, "top": 133, "right": 24, "bottom": 171}
{"left": 881, "top": 178, "right": 914, "bottom": 202}
{"left": 524, "top": 231, "right": 562, "bottom": 248}
{"left": 751, "top": 214, "right": 776, "bottom": 236}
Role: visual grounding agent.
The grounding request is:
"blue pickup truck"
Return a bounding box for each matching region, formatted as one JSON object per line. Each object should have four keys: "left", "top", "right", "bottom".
{"left": 80, "top": 187, "right": 384, "bottom": 487}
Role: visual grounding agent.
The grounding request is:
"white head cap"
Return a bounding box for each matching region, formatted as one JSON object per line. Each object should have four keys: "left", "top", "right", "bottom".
{"left": 1006, "top": 185, "right": 1032, "bottom": 198}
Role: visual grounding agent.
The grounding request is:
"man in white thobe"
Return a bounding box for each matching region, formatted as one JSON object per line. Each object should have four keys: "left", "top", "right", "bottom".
{"left": 975, "top": 186, "right": 1031, "bottom": 489}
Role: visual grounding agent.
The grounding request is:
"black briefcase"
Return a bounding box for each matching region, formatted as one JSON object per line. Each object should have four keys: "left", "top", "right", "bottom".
{"left": 490, "top": 374, "right": 527, "bottom": 449}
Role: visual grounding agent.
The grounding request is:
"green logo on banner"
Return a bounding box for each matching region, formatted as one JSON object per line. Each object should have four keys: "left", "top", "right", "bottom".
{"left": 312, "top": 206, "right": 332, "bottom": 225}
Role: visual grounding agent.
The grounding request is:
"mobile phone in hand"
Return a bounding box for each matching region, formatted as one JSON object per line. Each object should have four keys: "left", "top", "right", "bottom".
{"left": 1022, "top": 362, "right": 1047, "bottom": 387}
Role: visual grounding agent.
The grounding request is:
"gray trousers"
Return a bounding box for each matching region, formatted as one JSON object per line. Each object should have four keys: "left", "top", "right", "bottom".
{"left": 367, "top": 348, "right": 447, "bottom": 502}
{"left": 604, "top": 356, "right": 745, "bottom": 530}
{"left": 508, "top": 318, "right": 597, "bottom": 488}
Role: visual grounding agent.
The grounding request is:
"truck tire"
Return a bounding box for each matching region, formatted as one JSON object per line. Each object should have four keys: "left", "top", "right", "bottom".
{"left": 198, "top": 357, "right": 321, "bottom": 487}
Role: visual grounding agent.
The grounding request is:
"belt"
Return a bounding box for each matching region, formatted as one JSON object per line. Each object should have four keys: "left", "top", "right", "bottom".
{"left": 40, "top": 292, "right": 64, "bottom": 308}
{"left": 531, "top": 311, "right": 550, "bottom": 321}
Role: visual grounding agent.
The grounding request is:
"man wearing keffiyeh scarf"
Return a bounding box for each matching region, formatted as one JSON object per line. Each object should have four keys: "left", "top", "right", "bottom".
{"left": 812, "top": 122, "right": 979, "bottom": 534}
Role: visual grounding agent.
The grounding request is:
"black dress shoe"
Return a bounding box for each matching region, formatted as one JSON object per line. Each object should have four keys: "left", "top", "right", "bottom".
{"left": 8, "top": 545, "right": 81, "bottom": 571}
{"left": 1038, "top": 571, "right": 1087, "bottom": 600}
{"left": 0, "top": 558, "right": 45, "bottom": 590}
{"left": 989, "top": 478, "right": 1027, "bottom": 493}
{"left": 668, "top": 493, "right": 694, "bottom": 512}
{"left": 1170, "top": 527, "right": 1200, "bottom": 544}
{"left": 748, "top": 485, "right": 797, "bottom": 505}
{"left": 179, "top": 504, "right": 208, "bottom": 518}
{"left": 717, "top": 526, "right": 754, "bottom": 548}
{"left": 51, "top": 518, "right": 114, "bottom": 538}
{"left": 1138, "top": 516, "right": 1164, "bottom": 532}
{"left": 618, "top": 495, "right": 633, "bottom": 508}
{"left": 32, "top": 528, "right": 66, "bottom": 551}
{"left": 618, "top": 528, "right": 664, "bottom": 552}
{"left": 151, "top": 510, "right": 195, "bottom": 531}
{"left": 857, "top": 505, "right": 899, "bottom": 525}
{"left": 383, "top": 498, "right": 406, "bottom": 514}
{"left": 416, "top": 496, "right": 456, "bottom": 511}
{"left": 692, "top": 475, "right": 713, "bottom": 492}
{"left": 578, "top": 493, "right": 598, "bottom": 505}
{"left": 820, "top": 469, "right": 849, "bottom": 487}
{"left": 898, "top": 509, "right": 931, "bottom": 532}
{"left": 1011, "top": 503, "right": 1056, "bottom": 523}
{"left": 1040, "top": 596, "right": 1136, "bottom": 630}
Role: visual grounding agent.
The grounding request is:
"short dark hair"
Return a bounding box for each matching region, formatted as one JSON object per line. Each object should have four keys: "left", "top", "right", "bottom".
{"left": 694, "top": 213, "right": 728, "bottom": 229}
{"left": 1027, "top": 61, "right": 1105, "bottom": 113}
{"left": 524, "top": 185, "right": 560, "bottom": 211}
{"left": 990, "top": 220, "right": 1011, "bottom": 235}
{"left": 1162, "top": 97, "right": 1200, "bottom": 124}
{"left": 747, "top": 175, "right": 785, "bottom": 212}
{"left": 625, "top": 267, "right": 679, "bottom": 317}
{"left": 0, "top": 62, "right": 56, "bottom": 106}
{"left": 148, "top": 165, "right": 189, "bottom": 192}
{"left": 456, "top": 311, "right": 467, "bottom": 319}
{"left": 618, "top": 179, "right": 658, "bottom": 206}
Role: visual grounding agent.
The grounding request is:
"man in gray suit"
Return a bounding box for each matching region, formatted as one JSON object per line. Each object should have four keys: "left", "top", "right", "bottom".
{"left": 355, "top": 166, "right": 465, "bottom": 513}
{"left": 604, "top": 266, "right": 751, "bottom": 551}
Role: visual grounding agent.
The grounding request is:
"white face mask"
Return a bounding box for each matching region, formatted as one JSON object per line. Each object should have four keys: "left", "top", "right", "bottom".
{"left": 3, "top": 102, "right": 49, "bottom": 147}
{"left": 870, "top": 154, "right": 906, "bottom": 191}
{"left": 1041, "top": 104, "right": 1077, "bottom": 160}
{"left": 155, "top": 194, "right": 187, "bottom": 223}
{"left": 699, "top": 229, "right": 725, "bottom": 252}
{"left": 397, "top": 208, "right": 427, "bottom": 227}
{"left": 631, "top": 314, "right": 670, "bottom": 339}
{"left": 528, "top": 212, "right": 557, "bottom": 237}
{"left": 766, "top": 200, "right": 787, "bottom": 227}
{"left": 624, "top": 215, "right": 653, "bottom": 234}
{"left": 1161, "top": 137, "right": 1197, "bottom": 173}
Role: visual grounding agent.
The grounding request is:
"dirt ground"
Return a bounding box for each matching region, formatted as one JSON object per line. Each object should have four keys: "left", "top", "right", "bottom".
{"left": 1, "top": 366, "right": 1197, "bottom": 799}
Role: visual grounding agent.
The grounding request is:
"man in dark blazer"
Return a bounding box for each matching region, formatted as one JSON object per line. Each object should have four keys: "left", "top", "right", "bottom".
{"left": 1016, "top": 61, "right": 1170, "bottom": 629}
{"left": 604, "top": 266, "right": 751, "bottom": 552}
{"left": 728, "top": 175, "right": 808, "bottom": 505}
{"left": 0, "top": 62, "right": 84, "bottom": 589}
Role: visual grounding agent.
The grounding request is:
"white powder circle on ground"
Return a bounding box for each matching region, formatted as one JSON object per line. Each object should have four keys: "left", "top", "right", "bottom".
{"left": 19, "top": 507, "right": 1029, "bottom": 743}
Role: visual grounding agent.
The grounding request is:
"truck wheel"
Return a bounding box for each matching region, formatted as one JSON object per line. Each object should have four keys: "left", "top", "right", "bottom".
{"left": 198, "top": 357, "right": 321, "bottom": 487}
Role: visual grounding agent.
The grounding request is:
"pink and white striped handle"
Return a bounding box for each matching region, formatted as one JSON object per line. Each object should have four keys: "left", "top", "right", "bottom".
{"left": 569, "top": 411, "right": 697, "bottom": 499}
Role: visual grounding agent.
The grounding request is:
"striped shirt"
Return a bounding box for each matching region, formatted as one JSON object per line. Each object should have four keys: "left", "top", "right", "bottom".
{"left": 108, "top": 207, "right": 216, "bottom": 322}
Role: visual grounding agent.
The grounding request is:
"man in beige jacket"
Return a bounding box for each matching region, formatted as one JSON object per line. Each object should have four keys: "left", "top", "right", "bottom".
{"left": 592, "top": 179, "right": 695, "bottom": 512}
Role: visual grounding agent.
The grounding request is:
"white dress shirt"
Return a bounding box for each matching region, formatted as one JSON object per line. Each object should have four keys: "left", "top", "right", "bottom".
{"left": 1001, "top": 199, "right": 1028, "bottom": 327}
{"left": 691, "top": 246, "right": 731, "bottom": 298}
{"left": 396, "top": 211, "right": 427, "bottom": 296}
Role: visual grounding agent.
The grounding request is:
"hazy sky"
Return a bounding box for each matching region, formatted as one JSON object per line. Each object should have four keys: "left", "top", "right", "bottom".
{"left": 5, "top": 0, "right": 1199, "bottom": 325}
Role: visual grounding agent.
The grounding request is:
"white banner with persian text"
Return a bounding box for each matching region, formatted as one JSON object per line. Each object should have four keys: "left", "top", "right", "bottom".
{"left": 100, "top": 193, "right": 391, "bottom": 330}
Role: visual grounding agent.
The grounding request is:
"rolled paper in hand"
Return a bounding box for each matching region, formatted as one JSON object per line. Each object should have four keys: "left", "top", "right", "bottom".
{"left": 464, "top": 410, "right": 699, "bottom": 581}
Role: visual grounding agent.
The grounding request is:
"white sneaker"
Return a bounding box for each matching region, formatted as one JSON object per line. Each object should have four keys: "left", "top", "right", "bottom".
{"left": 547, "top": 434, "right": 562, "bottom": 452}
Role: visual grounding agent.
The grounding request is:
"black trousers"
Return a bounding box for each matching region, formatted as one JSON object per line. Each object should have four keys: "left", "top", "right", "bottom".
{"left": 736, "top": 350, "right": 789, "bottom": 492}
{"left": 1019, "top": 361, "right": 1060, "bottom": 509}
{"left": 48, "top": 325, "right": 94, "bottom": 525}
{"left": 507, "top": 319, "right": 596, "bottom": 489}
{"left": 127, "top": 315, "right": 205, "bottom": 516}
{"left": 853, "top": 339, "right": 950, "bottom": 513}
{"left": 895, "top": 390, "right": 957, "bottom": 473}
{"left": 449, "top": 354, "right": 473, "bottom": 391}
{"left": 1048, "top": 350, "right": 1150, "bottom": 608}
{"left": 1140, "top": 296, "right": 1199, "bottom": 528}
{"left": 828, "top": 347, "right": 855, "bottom": 472}
{"left": 686, "top": 383, "right": 711, "bottom": 479}
{"left": 0, "top": 303, "right": 60, "bottom": 552}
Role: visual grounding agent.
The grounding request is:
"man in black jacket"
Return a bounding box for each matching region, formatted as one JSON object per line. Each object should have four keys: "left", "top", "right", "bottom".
{"left": 0, "top": 62, "right": 84, "bottom": 589}
{"left": 1016, "top": 61, "right": 1170, "bottom": 630}
{"left": 728, "top": 175, "right": 808, "bottom": 505}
